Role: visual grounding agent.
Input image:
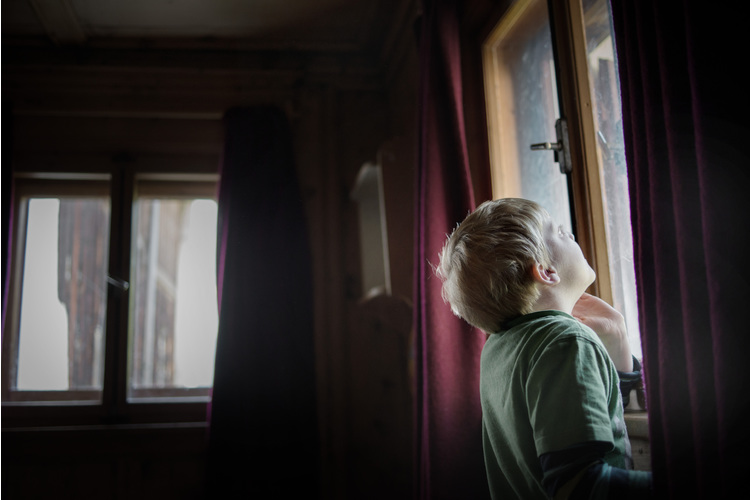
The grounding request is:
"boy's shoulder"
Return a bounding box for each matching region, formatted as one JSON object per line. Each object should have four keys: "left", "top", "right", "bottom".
{"left": 483, "top": 310, "right": 615, "bottom": 386}
{"left": 487, "top": 309, "right": 604, "bottom": 355}
{"left": 503, "top": 310, "right": 587, "bottom": 336}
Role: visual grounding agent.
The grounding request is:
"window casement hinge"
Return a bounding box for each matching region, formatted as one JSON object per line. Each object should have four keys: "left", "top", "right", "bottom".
{"left": 530, "top": 118, "right": 572, "bottom": 174}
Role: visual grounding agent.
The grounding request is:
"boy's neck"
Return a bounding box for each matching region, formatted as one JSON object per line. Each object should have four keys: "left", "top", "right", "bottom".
{"left": 531, "top": 287, "right": 579, "bottom": 315}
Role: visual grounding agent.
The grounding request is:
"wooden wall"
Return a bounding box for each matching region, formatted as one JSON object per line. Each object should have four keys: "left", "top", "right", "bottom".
{"left": 2, "top": 3, "right": 420, "bottom": 497}
{"left": 4, "top": 424, "right": 209, "bottom": 500}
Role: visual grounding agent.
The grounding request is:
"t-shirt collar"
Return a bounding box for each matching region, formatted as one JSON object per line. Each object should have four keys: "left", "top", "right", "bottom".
{"left": 501, "top": 309, "right": 574, "bottom": 332}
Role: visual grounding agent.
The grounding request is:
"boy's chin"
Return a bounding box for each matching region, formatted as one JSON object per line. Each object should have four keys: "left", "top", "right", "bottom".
{"left": 579, "top": 272, "right": 596, "bottom": 295}
{"left": 587, "top": 267, "right": 596, "bottom": 285}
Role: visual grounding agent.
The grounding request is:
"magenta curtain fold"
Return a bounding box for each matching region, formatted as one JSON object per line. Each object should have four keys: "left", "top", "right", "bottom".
{"left": 610, "top": 1, "right": 750, "bottom": 498}
{"left": 413, "top": 1, "right": 491, "bottom": 498}
{"left": 2, "top": 104, "right": 14, "bottom": 333}
{"left": 207, "top": 106, "right": 319, "bottom": 498}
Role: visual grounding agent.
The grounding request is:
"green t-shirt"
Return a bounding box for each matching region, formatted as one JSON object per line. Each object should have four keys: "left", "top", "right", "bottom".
{"left": 480, "top": 310, "right": 632, "bottom": 499}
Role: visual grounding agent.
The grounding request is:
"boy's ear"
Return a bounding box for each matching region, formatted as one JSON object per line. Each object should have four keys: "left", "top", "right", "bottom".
{"left": 531, "top": 263, "right": 560, "bottom": 286}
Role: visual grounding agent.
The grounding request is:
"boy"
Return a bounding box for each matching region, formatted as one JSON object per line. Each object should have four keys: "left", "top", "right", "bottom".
{"left": 436, "top": 198, "right": 652, "bottom": 499}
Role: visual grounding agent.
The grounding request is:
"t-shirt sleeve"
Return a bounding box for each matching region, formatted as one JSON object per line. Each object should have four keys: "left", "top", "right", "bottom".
{"left": 540, "top": 442, "right": 653, "bottom": 499}
{"left": 526, "top": 335, "right": 616, "bottom": 456}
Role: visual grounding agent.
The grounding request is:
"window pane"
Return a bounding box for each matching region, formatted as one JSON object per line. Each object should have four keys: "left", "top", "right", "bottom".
{"left": 129, "top": 197, "right": 218, "bottom": 399}
{"left": 583, "top": 0, "right": 641, "bottom": 358}
{"left": 484, "top": 0, "right": 572, "bottom": 231}
{"left": 16, "top": 197, "right": 110, "bottom": 396}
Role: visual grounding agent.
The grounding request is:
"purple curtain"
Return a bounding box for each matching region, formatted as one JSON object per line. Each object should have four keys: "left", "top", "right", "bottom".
{"left": 207, "top": 106, "right": 319, "bottom": 497}
{"left": 610, "top": 1, "right": 750, "bottom": 497}
{"left": 413, "top": 1, "right": 491, "bottom": 498}
{"left": 2, "top": 103, "right": 13, "bottom": 332}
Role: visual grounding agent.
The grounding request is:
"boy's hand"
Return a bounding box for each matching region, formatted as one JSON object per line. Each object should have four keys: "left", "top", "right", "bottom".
{"left": 572, "top": 293, "right": 633, "bottom": 372}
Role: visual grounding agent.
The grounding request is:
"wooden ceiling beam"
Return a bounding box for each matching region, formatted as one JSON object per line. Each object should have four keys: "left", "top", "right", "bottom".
{"left": 27, "top": 0, "right": 87, "bottom": 45}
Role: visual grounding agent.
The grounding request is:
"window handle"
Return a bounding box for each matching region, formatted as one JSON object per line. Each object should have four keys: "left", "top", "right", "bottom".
{"left": 530, "top": 118, "right": 572, "bottom": 174}
{"left": 106, "top": 275, "right": 130, "bottom": 292}
{"left": 530, "top": 141, "right": 562, "bottom": 151}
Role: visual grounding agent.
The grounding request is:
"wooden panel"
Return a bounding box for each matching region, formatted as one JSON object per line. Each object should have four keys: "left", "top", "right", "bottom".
{"left": 13, "top": 115, "right": 222, "bottom": 156}
{"left": 2, "top": 47, "right": 383, "bottom": 118}
{"left": 27, "top": 0, "right": 86, "bottom": 45}
{"left": 629, "top": 436, "right": 652, "bottom": 472}
{"left": 3, "top": 424, "right": 208, "bottom": 500}
{"left": 378, "top": 136, "right": 415, "bottom": 301}
{"left": 349, "top": 294, "right": 413, "bottom": 499}
{"left": 11, "top": 152, "right": 220, "bottom": 175}
{"left": 625, "top": 412, "right": 651, "bottom": 471}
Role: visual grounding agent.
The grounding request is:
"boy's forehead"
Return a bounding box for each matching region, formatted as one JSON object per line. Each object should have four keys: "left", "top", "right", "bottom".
{"left": 532, "top": 205, "right": 550, "bottom": 223}
{"left": 541, "top": 214, "right": 560, "bottom": 233}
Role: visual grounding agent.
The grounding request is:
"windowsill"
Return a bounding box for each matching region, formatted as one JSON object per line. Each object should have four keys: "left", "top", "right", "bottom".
{"left": 624, "top": 410, "right": 649, "bottom": 439}
{"left": 3, "top": 421, "right": 210, "bottom": 459}
{"left": 1, "top": 398, "right": 210, "bottom": 429}
{"left": 3, "top": 421, "right": 208, "bottom": 434}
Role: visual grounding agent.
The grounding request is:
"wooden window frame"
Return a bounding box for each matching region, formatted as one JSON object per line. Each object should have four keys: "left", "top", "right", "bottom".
{"left": 547, "top": 0, "right": 612, "bottom": 304}
{"left": 481, "top": 0, "right": 614, "bottom": 304}
{"left": 2, "top": 170, "right": 219, "bottom": 428}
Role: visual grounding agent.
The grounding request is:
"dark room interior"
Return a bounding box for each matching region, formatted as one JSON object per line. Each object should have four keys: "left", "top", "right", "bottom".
{"left": 3, "top": 1, "right": 748, "bottom": 499}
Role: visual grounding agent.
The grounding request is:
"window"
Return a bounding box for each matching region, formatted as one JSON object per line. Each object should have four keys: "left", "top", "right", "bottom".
{"left": 3, "top": 178, "right": 111, "bottom": 403}
{"left": 129, "top": 178, "right": 219, "bottom": 401}
{"left": 483, "top": 0, "right": 641, "bottom": 358}
{"left": 580, "top": 0, "right": 639, "bottom": 359}
{"left": 2, "top": 172, "right": 219, "bottom": 423}
{"left": 482, "top": 0, "right": 572, "bottom": 232}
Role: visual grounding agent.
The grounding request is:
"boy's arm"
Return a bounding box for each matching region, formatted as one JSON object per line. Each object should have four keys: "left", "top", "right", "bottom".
{"left": 527, "top": 329, "right": 646, "bottom": 498}
{"left": 572, "top": 293, "right": 644, "bottom": 406}
{"left": 572, "top": 293, "right": 632, "bottom": 372}
{"left": 540, "top": 442, "right": 653, "bottom": 499}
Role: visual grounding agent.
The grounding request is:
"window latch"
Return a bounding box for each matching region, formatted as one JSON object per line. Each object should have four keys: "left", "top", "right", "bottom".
{"left": 106, "top": 275, "right": 130, "bottom": 292}
{"left": 530, "top": 118, "right": 572, "bottom": 174}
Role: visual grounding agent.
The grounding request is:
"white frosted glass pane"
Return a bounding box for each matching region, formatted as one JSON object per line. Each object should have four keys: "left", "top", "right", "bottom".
{"left": 130, "top": 198, "right": 218, "bottom": 394}
{"left": 173, "top": 200, "right": 219, "bottom": 388}
{"left": 16, "top": 197, "right": 110, "bottom": 393}
{"left": 489, "top": 0, "right": 572, "bottom": 231}
{"left": 584, "top": 0, "right": 641, "bottom": 358}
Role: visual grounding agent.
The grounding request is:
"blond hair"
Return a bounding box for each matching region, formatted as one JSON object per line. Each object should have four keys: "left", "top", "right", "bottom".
{"left": 436, "top": 198, "right": 551, "bottom": 333}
